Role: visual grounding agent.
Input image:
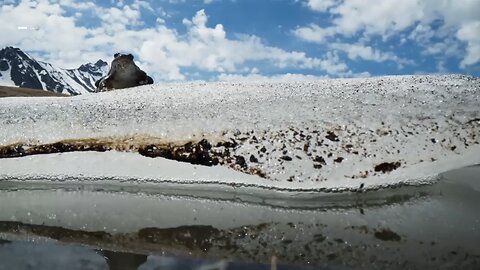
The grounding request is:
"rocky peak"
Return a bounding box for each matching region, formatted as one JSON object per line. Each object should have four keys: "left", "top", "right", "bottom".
{"left": 0, "top": 46, "right": 108, "bottom": 95}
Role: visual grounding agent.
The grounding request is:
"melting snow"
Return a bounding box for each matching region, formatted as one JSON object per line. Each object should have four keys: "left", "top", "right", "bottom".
{"left": 0, "top": 75, "right": 479, "bottom": 193}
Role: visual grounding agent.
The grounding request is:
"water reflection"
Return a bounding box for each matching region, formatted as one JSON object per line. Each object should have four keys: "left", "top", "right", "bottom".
{"left": 0, "top": 240, "right": 328, "bottom": 270}
{"left": 99, "top": 250, "right": 147, "bottom": 270}
{"left": 0, "top": 166, "right": 479, "bottom": 269}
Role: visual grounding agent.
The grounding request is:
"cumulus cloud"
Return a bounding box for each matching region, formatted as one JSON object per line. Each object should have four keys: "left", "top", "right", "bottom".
{"left": 293, "top": 24, "right": 336, "bottom": 43}
{"left": 138, "top": 9, "right": 349, "bottom": 80}
{"left": 332, "top": 0, "right": 424, "bottom": 37}
{"left": 296, "top": 0, "right": 480, "bottom": 68}
{"left": 0, "top": 0, "right": 349, "bottom": 80}
{"left": 304, "top": 0, "right": 340, "bottom": 12}
{"left": 0, "top": 1, "right": 90, "bottom": 58}
{"left": 457, "top": 21, "right": 480, "bottom": 68}
{"left": 331, "top": 43, "right": 414, "bottom": 68}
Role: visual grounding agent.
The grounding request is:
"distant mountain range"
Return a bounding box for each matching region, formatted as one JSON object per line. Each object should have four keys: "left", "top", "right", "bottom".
{"left": 0, "top": 46, "right": 108, "bottom": 95}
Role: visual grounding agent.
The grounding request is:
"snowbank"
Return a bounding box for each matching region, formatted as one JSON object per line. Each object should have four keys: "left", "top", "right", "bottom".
{"left": 0, "top": 75, "right": 479, "bottom": 192}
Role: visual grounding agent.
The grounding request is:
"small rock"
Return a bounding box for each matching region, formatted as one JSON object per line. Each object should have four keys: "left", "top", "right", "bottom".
{"left": 374, "top": 229, "right": 401, "bottom": 241}
{"left": 325, "top": 131, "right": 340, "bottom": 142}
{"left": 374, "top": 161, "right": 401, "bottom": 173}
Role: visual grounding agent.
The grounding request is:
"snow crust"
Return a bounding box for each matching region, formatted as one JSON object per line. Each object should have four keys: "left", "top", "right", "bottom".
{"left": 0, "top": 75, "right": 479, "bottom": 192}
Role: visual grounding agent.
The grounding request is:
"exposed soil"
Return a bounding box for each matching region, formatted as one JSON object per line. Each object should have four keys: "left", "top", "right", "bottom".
{"left": 0, "top": 138, "right": 267, "bottom": 178}
{"left": 0, "top": 85, "right": 68, "bottom": 98}
{"left": 138, "top": 139, "right": 219, "bottom": 167}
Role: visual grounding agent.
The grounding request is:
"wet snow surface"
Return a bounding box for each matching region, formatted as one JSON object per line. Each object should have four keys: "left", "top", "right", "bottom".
{"left": 0, "top": 75, "right": 479, "bottom": 192}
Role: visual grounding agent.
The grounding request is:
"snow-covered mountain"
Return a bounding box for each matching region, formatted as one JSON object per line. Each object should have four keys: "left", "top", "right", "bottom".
{"left": 0, "top": 46, "right": 108, "bottom": 95}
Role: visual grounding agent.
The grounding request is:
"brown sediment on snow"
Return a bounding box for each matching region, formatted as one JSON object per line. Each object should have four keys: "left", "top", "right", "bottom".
{"left": 0, "top": 136, "right": 268, "bottom": 178}
{"left": 0, "top": 137, "right": 213, "bottom": 160}
{"left": 1, "top": 76, "right": 479, "bottom": 186}
{"left": 1, "top": 118, "right": 479, "bottom": 184}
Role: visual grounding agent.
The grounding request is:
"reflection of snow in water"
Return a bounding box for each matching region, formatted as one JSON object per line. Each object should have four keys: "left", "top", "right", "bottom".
{"left": 0, "top": 75, "right": 479, "bottom": 191}
{"left": 0, "top": 241, "right": 106, "bottom": 270}
{"left": 0, "top": 166, "right": 479, "bottom": 269}
{"left": 0, "top": 241, "right": 233, "bottom": 270}
{"left": 0, "top": 240, "right": 321, "bottom": 270}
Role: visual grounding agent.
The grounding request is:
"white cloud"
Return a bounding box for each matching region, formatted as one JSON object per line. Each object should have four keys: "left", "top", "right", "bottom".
{"left": 297, "top": 0, "right": 480, "bottom": 68}
{"left": 331, "top": 43, "right": 414, "bottom": 67}
{"left": 0, "top": 0, "right": 90, "bottom": 57}
{"left": 304, "top": 0, "right": 340, "bottom": 12}
{"left": 422, "top": 38, "right": 462, "bottom": 58}
{"left": 332, "top": 0, "right": 424, "bottom": 37}
{"left": 457, "top": 21, "right": 480, "bottom": 68}
{"left": 98, "top": 5, "right": 143, "bottom": 32}
{"left": 408, "top": 24, "right": 435, "bottom": 44}
{"left": 293, "top": 24, "right": 335, "bottom": 43}
{"left": 137, "top": 10, "right": 349, "bottom": 79}
{"left": 56, "top": 0, "right": 97, "bottom": 11}
{"left": 296, "top": 0, "right": 424, "bottom": 39}
{"left": 0, "top": 1, "right": 350, "bottom": 80}
{"left": 296, "top": 0, "right": 424, "bottom": 40}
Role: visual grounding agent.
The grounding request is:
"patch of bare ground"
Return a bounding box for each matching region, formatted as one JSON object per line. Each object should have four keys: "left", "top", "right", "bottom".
{"left": 0, "top": 85, "right": 68, "bottom": 98}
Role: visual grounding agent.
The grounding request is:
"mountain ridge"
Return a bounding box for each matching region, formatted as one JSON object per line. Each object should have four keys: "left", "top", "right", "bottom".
{"left": 0, "top": 46, "right": 108, "bottom": 95}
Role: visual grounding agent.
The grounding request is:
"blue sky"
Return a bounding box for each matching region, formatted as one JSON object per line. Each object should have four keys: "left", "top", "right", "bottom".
{"left": 1, "top": 0, "right": 479, "bottom": 81}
